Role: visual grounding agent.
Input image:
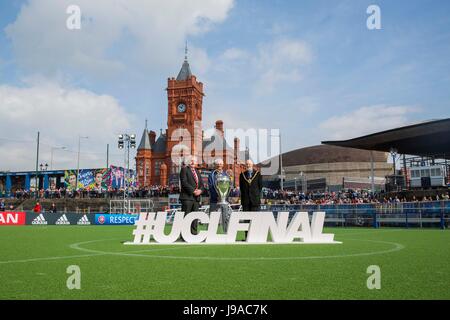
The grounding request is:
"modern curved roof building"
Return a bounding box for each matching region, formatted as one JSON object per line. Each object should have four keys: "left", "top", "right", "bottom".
{"left": 260, "top": 145, "right": 392, "bottom": 192}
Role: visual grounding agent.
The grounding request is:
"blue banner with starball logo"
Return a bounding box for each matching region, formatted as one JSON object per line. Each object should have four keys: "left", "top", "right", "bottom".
{"left": 95, "top": 214, "right": 139, "bottom": 225}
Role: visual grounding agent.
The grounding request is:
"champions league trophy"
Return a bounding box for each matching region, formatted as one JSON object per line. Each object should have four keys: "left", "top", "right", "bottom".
{"left": 215, "top": 172, "right": 231, "bottom": 205}
{"left": 214, "top": 172, "right": 232, "bottom": 232}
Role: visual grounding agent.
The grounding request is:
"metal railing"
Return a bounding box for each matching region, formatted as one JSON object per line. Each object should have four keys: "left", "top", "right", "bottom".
{"left": 260, "top": 200, "right": 450, "bottom": 229}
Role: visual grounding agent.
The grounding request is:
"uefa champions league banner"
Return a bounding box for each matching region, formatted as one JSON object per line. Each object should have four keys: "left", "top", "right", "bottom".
{"left": 79, "top": 168, "right": 109, "bottom": 190}
{"left": 64, "top": 170, "right": 79, "bottom": 191}
{"left": 109, "top": 165, "right": 124, "bottom": 189}
{"left": 109, "top": 165, "right": 136, "bottom": 189}
{"left": 78, "top": 169, "right": 94, "bottom": 189}
{"left": 64, "top": 168, "right": 110, "bottom": 191}
{"left": 63, "top": 167, "right": 133, "bottom": 191}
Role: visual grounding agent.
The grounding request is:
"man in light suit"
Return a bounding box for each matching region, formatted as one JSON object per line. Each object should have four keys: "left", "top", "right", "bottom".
{"left": 208, "top": 158, "right": 231, "bottom": 232}
{"left": 179, "top": 156, "right": 205, "bottom": 235}
{"left": 208, "top": 158, "right": 229, "bottom": 213}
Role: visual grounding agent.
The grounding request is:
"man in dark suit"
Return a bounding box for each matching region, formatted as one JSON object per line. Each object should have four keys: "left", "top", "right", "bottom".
{"left": 239, "top": 159, "right": 263, "bottom": 211}
{"left": 179, "top": 156, "right": 205, "bottom": 236}
{"left": 239, "top": 159, "right": 263, "bottom": 240}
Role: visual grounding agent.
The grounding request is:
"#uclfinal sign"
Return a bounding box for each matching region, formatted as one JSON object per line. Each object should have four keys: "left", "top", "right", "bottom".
{"left": 127, "top": 211, "right": 340, "bottom": 245}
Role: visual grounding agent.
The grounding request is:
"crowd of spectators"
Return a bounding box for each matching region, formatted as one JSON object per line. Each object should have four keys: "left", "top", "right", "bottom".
{"left": 261, "top": 188, "right": 450, "bottom": 205}
{"left": 6, "top": 185, "right": 181, "bottom": 200}
{"left": 2, "top": 185, "right": 449, "bottom": 205}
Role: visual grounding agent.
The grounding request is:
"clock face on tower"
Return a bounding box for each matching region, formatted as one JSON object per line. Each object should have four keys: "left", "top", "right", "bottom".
{"left": 177, "top": 103, "right": 186, "bottom": 113}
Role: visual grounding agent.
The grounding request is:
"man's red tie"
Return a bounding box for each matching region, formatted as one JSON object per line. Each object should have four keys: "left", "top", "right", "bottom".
{"left": 191, "top": 167, "right": 198, "bottom": 188}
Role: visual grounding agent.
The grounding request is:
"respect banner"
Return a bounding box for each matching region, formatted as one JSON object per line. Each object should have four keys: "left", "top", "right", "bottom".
{"left": 95, "top": 214, "right": 138, "bottom": 225}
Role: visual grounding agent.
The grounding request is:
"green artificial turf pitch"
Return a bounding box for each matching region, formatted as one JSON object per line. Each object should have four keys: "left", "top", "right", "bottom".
{"left": 0, "top": 226, "right": 448, "bottom": 299}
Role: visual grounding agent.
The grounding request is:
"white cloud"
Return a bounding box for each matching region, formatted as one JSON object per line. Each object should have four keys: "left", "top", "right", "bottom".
{"left": 0, "top": 81, "right": 135, "bottom": 171}
{"left": 253, "top": 38, "right": 313, "bottom": 93}
{"left": 319, "top": 105, "right": 419, "bottom": 140}
{"left": 5, "top": 0, "right": 234, "bottom": 78}
{"left": 211, "top": 38, "right": 313, "bottom": 93}
{"left": 188, "top": 46, "right": 212, "bottom": 77}
{"left": 282, "top": 97, "right": 319, "bottom": 116}
{"left": 221, "top": 48, "right": 249, "bottom": 61}
{"left": 267, "top": 22, "right": 293, "bottom": 36}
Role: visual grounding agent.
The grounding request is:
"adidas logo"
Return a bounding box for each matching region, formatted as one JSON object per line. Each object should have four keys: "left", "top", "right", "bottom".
{"left": 77, "top": 215, "right": 91, "bottom": 225}
{"left": 32, "top": 214, "right": 47, "bottom": 225}
{"left": 55, "top": 214, "right": 70, "bottom": 225}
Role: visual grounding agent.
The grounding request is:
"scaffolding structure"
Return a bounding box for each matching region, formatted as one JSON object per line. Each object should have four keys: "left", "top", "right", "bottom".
{"left": 109, "top": 199, "right": 154, "bottom": 214}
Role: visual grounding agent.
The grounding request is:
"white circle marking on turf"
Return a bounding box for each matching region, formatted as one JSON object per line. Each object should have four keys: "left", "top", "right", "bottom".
{"left": 0, "top": 239, "right": 185, "bottom": 265}
{"left": 0, "top": 229, "right": 407, "bottom": 265}
{"left": 69, "top": 238, "right": 405, "bottom": 261}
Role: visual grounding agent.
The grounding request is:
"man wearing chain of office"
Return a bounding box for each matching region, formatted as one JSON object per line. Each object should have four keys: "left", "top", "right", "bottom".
{"left": 208, "top": 158, "right": 232, "bottom": 232}
{"left": 239, "top": 159, "right": 263, "bottom": 240}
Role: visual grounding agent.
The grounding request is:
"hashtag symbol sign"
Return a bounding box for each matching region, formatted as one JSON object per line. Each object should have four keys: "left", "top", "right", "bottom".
{"left": 132, "top": 212, "right": 157, "bottom": 244}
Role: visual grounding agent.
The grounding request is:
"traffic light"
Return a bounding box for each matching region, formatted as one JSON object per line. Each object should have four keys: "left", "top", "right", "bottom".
{"left": 118, "top": 134, "right": 124, "bottom": 149}
{"left": 130, "top": 134, "right": 136, "bottom": 148}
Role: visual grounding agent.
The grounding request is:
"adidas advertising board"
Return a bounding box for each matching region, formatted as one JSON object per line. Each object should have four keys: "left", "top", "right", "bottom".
{"left": 31, "top": 214, "right": 48, "bottom": 225}
{"left": 77, "top": 215, "right": 91, "bottom": 225}
{"left": 55, "top": 214, "right": 71, "bottom": 225}
{"left": 24, "top": 213, "right": 96, "bottom": 225}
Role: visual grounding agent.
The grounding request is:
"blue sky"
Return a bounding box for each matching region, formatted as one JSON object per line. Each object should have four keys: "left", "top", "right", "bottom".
{"left": 0, "top": 0, "right": 449, "bottom": 171}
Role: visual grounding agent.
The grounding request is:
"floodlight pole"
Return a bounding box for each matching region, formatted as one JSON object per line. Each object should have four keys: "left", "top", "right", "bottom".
{"left": 118, "top": 134, "right": 136, "bottom": 213}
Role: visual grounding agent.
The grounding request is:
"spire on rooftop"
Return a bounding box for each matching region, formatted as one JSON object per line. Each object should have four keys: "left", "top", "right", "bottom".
{"left": 176, "top": 41, "right": 192, "bottom": 81}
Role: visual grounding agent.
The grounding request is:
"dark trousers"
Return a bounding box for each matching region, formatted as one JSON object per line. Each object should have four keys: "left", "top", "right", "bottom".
{"left": 181, "top": 200, "right": 200, "bottom": 235}
{"left": 242, "top": 204, "right": 260, "bottom": 240}
{"left": 209, "top": 202, "right": 218, "bottom": 213}
{"left": 242, "top": 204, "right": 260, "bottom": 212}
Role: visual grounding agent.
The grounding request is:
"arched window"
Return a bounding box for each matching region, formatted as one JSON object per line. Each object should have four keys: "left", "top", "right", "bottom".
{"left": 155, "top": 161, "right": 161, "bottom": 176}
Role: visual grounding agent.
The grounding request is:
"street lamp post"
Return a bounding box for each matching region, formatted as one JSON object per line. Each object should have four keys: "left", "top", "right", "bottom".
{"left": 300, "top": 171, "right": 307, "bottom": 194}
{"left": 38, "top": 163, "right": 48, "bottom": 195}
{"left": 76, "top": 136, "right": 89, "bottom": 190}
{"left": 35, "top": 132, "right": 40, "bottom": 199}
{"left": 390, "top": 148, "right": 398, "bottom": 189}
{"left": 279, "top": 132, "right": 284, "bottom": 191}
{"left": 268, "top": 131, "right": 284, "bottom": 191}
{"left": 279, "top": 169, "right": 285, "bottom": 191}
{"left": 50, "top": 146, "right": 67, "bottom": 170}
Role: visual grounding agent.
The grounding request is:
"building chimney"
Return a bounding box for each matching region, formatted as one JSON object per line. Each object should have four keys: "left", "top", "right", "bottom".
{"left": 234, "top": 137, "right": 240, "bottom": 162}
{"left": 149, "top": 130, "right": 156, "bottom": 145}
{"left": 215, "top": 120, "right": 224, "bottom": 136}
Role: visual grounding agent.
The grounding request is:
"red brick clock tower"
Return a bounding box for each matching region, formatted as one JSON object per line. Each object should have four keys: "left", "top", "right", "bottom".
{"left": 136, "top": 47, "right": 246, "bottom": 188}
{"left": 165, "top": 52, "right": 204, "bottom": 174}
